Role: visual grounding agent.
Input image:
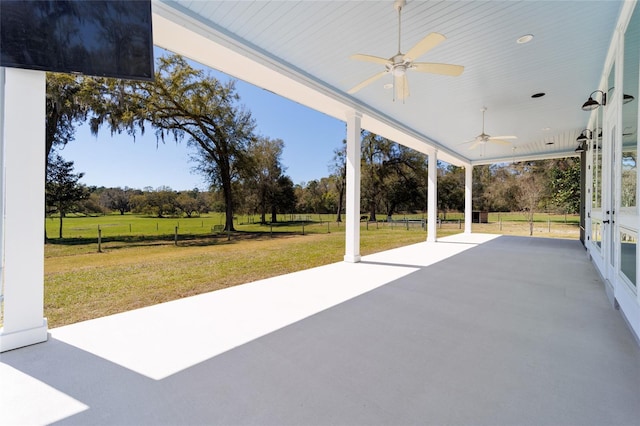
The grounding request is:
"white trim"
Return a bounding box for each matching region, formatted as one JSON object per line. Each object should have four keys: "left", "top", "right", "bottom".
{"left": 464, "top": 165, "right": 472, "bottom": 234}
{"left": 344, "top": 111, "right": 362, "bottom": 263}
{"left": 0, "top": 69, "right": 48, "bottom": 352}
{"left": 427, "top": 150, "right": 438, "bottom": 243}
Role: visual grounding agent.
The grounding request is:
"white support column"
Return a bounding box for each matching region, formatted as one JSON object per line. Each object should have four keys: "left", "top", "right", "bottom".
{"left": 0, "top": 69, "right": 48, "bottom": 352}
{"left": 344, "top": 111, "right": 362, "bottom": 263}
{"left": 427, "top": 149, "right": 438, "bottom": 243}
{"left": 464, "top": 164, "right": 473, "bottom": 234}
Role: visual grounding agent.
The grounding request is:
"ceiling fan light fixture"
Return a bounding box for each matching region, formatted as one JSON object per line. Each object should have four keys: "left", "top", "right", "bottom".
{"left": 347, "top": 1, "right": 463, "bottom": 100}
{"left": 392, "top": 65, "right": 406, "bottom": 77}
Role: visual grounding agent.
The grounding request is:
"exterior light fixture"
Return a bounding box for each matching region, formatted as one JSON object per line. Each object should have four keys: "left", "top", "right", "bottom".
{"left": 623, "top": 93, "right": 635, "bottom": 104}
{"left": 582, "top": 90, "right": 607, "bottom": 111}
{"left": 576, "top": 129, "right": 593, "bottom": 143}
{"left": 575, "top": 143, "right": 585, "bottom": 153}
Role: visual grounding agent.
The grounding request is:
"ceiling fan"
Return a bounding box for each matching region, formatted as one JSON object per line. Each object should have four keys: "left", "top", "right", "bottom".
{"left": 347, "top": 0, "right": 464, "bottom": 101}
{"left": 465, "top": 107, "right": 517, "bottom": 150}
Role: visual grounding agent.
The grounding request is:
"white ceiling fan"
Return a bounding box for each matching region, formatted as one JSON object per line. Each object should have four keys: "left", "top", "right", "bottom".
{"left": 466, "top": 107, "right": 517, "bottom": 150}
{"left": 347, "top": 0, "right": 464, "bottom": 101}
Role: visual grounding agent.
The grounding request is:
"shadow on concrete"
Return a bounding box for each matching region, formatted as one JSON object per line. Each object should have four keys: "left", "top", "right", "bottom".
{"left": 3, "top": 236, "right": 640, "bottom": 425}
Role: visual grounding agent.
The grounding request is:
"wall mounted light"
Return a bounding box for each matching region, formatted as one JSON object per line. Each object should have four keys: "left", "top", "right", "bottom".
{"left": 576, "top": 129, "right": 593, "bottom": 143}
{"left": 575, "top": 143, "right": 586, "bottom": 153}
{"left": 623, "top": 93, "right": 635, "bottom": 104}
{"left": 582, "top": 90, "right": 607, "bottom": 111}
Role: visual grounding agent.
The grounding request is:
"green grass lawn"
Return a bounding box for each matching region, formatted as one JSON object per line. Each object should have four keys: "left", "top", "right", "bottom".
{"left": 43, "top": 214, "right": 446, "bottom": 327}
{"left": 37, "top": 212, "right": 579, "bottom": 329}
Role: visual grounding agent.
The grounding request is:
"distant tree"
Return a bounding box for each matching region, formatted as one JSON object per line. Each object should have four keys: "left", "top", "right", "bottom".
{"left": 271, "top": 175, "right": 297, "bottom": 221}
{"left": 297, "top": 180, "right": 325, "bottom": 214}
{"left": 146, "top": 186, "right": 178, "bottom": 218}
{"left": 382, "top": 144, "right": 427, "bottom": 219}
{"left": 512, "top": 162, "right": 548, "bottom": 236}
{"left": 329, "top": 140, "right": 347, "bottom": 222}
{"left": 136, "top": 54, "right": 255, "bottom": 231}
{"left": 176, "top": 192, "right": 200, "bottom": 217}
{"left": 100, "top": 187, "right": 132, "bottom": 215}
{"left": 361, "top": 132, "right": 393, "bottom": 221}
{"left": 46, "top": 154, "right": 90, "bottom": 239}
{"left": 437, "top": 165, "right": 465, "bottom": 217}
{"left": 243, "top": 137, "right": 287, "bottom": 223}
{"left": 78, "top": 189, "right": 106, "bottom": 216}
{"left": 547, "top": 158, "right": 581, "bottom": 214}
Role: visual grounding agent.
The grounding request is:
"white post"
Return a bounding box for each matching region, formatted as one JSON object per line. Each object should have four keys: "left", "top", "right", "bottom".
{"left": 0, "top": 69, "right": 48, "bottom": 352}
{"left": 427, "top": 149, "right": 438, "bottom": 242}
{"left": 344, "top": 111, "right": 362, "bottom": 263}
{"left": 464, "top": 164, "right": 473, "bottom": 234}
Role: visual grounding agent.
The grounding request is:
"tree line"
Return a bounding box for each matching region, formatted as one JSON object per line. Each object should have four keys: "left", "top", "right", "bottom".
{"left": 45, "top": 53, "right": 580, "bottom": 239}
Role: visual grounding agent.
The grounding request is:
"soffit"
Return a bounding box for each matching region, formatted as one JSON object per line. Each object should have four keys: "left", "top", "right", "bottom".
{"left": 153, "top": 0, "right": 623, "bottom": 166}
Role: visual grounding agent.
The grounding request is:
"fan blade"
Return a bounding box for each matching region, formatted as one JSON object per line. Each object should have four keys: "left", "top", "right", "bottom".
{"left": 404, "top": 33, "right": 446, "bottom": 62}
{"left": 488, "top": 139, "right": 512, "bottom": 146}
{"left": 348, "top": 71, "right": 387, "bottom": 94}
{"left": 395, "top": 74, "right": 409, "bottom": 101}
{"left": 412, "top": 62, "right": 464, "bottom": 76}
{"left": 350, "top": 54, "right": 391, "bottom": 65}
{"left": 468, "top": 139, "right": 482, "bottom": 150}
{"left": 489, "top": 135, "right": 517, "bottom": 140}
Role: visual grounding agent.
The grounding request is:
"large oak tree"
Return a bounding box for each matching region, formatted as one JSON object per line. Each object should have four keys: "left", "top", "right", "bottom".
{"left": 136, "top": 55, "right": 256, "bottom": 231}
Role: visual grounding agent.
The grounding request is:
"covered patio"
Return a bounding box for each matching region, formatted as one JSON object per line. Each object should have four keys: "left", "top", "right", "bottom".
{"left": 2, "top": 234, "right": 639, "bottom": 425}
{"left": 1, "top": 1, "right": 640, "bottom": 423}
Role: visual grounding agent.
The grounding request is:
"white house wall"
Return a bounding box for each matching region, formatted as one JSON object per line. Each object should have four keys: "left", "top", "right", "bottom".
{"left": 585, "top": 0, "right": 640, "bottom": 342}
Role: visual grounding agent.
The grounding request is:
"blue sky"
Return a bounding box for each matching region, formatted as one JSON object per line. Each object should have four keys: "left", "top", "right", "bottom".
{"left": 60, "top": 53, "right": 347, "bottom": 191}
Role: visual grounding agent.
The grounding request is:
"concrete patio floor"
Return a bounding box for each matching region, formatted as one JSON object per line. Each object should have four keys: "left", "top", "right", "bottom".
{"left": 1, "top": 233, "right": 639, "bottom": 425}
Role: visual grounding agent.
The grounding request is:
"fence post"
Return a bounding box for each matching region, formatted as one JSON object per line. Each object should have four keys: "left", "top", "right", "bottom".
{"left": 459, "top": 219, "right": 461, "bottom": 229}
{"left": 97, "top": 226, "right": 102, "bottom": 253}
{"left": 327, "top": 221, "right": 330, "bottom": 233}
{"left": 129, "top": 223, "right": 132, "bottom": 233}
{"left": 302, "top": 223, "right": 305, "bottom": 235}
{"left": 548, "top": 215, "right": 551, "bottom": 232}
{"left": 270, "top": 223, "right": 273, "bottom": 238}
{"left": 406, "top": 219, "right": 409, "bottom": 231}
{"left": 174, "top": 226, "right": 178, "bottom": 246}
{"left": 156, "top": 222, "right": 158, "bottom": 231}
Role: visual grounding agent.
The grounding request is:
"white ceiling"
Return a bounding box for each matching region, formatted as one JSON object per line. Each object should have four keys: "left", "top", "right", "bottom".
{"left": 152, "top": 0, "right": 623, "bottom": 166}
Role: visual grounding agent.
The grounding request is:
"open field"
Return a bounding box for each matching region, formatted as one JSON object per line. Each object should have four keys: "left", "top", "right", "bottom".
{"left": 21, "top": 213, "right": 581, "bottom": 328}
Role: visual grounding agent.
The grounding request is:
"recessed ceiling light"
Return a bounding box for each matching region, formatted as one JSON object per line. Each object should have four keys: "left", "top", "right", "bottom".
{"left": 542, "top": 127, "right": 551, "bottom": 131}
{"left": 383, "top": 83, "right": 393, "bottom": 90}
{"left": 517, "top": 34, "right": 534, "bottom": 44}
{"left": 531, "top": 92, "right": 546, "bottom": 98}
